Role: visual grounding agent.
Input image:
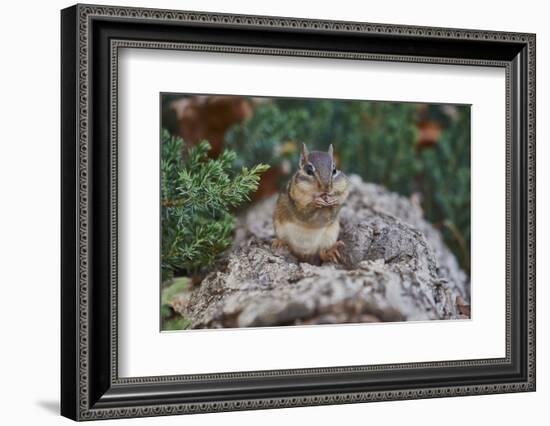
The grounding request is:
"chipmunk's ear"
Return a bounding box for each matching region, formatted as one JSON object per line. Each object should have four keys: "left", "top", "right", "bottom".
{"left": 300, "top": 143, "right": 309, "bottom": 167}
{"left": 328, "top": 144, "right": 334, "bottom": 159}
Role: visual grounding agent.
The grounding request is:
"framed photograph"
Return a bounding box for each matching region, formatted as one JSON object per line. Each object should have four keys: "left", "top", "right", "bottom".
{"left": 61, "top": 4, "right": 536, "bottom": 421}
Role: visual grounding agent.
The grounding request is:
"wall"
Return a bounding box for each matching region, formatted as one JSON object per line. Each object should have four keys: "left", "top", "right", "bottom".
{"left": 0, "top": 0, "right": 546, "bottom": 424}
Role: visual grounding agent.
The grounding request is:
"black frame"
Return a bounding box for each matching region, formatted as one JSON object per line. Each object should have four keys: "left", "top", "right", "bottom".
{"left": 61, "top": 4, "right": 536, "bottom": 421}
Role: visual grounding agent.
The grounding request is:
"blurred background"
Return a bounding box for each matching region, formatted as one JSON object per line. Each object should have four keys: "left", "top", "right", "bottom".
{"left": 161, "top": 94, "right": 470, "bottom": 330}
{"left": 162, "top": 94, "right": 471, "bottom": 270}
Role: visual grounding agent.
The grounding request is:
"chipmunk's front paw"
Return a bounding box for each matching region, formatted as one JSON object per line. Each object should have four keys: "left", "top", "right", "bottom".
{"left": 314, "top": 194, "right": 339, "bottom": 208}
{"left": 319, "top": 240, "right": 344, "bottom": 264}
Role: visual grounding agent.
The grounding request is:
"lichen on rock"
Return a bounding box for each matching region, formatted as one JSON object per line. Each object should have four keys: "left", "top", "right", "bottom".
{"left": 175, "top": 175, "right": 470, "bottom": 329}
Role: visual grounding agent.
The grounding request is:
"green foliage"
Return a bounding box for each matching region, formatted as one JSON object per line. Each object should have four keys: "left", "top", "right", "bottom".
{"left": 161, "top": 277, "right": 190, "bottom": 306}
{"left": 226, "top": 100, "right": 420, "bottom": 188}
{"left": 163, "top": 316, "right": 193, "bottom": 331}
{"left": 161, "top": 277, "right": 192, "bottom": 331}
{"left": 161, "top": 130, "right": 269, "bottom": 281}
{"left": 226, "top": 99, "right": 470, "bottom": 272}
{"left": 226, "top": 102, "right": 311, "bottom": 171}
{"left": 420, "top": 108, "right": 471, "bottom": 270}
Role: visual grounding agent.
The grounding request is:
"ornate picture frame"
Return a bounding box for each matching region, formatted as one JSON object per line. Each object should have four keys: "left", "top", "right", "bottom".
{"left": 61, "top": 4, "right": 535, "bottom": 420}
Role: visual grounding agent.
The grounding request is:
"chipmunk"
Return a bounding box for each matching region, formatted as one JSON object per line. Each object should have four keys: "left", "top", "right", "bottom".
{"left": 273, "top": 143, "right": 351, "bottom": 263}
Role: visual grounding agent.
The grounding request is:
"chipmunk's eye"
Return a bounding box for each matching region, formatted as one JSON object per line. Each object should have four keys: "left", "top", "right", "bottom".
{"left": 332, "top": 167, "right": 337, "bottom": 176}
{"left": 304, "top": 164, "right": 315, "bottom": 176}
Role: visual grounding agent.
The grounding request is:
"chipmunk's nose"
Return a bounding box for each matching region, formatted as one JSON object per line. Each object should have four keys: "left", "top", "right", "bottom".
{"left": 319, "top": 174, "right": 332, "bottom": 193}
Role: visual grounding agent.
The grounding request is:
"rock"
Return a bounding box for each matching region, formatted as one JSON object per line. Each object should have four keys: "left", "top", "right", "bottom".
{"left": 179, "top": 175, "right": 470, "bottom": 328}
